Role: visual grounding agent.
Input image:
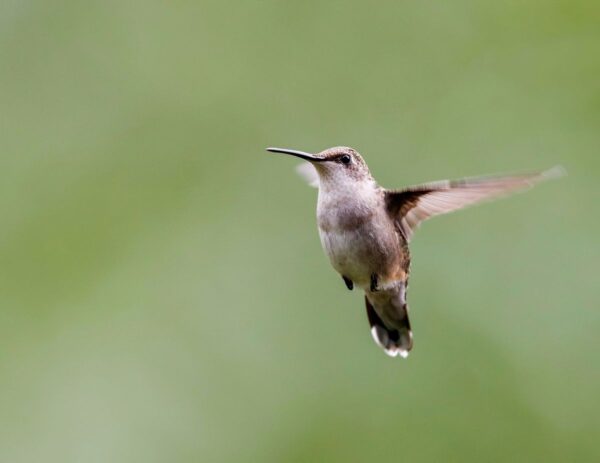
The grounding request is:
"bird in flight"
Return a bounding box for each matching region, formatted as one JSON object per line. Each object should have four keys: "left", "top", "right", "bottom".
{"left": 267, "top": 146, "right": 563, "bottom": 358}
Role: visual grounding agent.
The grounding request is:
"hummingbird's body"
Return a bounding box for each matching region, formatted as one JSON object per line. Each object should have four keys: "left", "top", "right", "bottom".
{"left": 268, "top": 146, "right": 562, "bottom": 358}
{"left": 318, "top": 184, "right": 403, "bottom": 289}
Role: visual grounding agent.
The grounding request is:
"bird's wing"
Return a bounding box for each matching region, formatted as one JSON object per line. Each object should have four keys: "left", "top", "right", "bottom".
{"left": 295, "top": 162, "right": 319, "bottom": 188}
{"left": 385, "top": 166, "right": 564, "bottom": 242}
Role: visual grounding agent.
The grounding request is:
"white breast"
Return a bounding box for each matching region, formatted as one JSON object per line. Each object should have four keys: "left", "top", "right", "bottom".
{"left": 316, "top": 181, "right": 385, "bottom": 288}
{"left": 319, "top": 228, "right": 371, "bottom": 287}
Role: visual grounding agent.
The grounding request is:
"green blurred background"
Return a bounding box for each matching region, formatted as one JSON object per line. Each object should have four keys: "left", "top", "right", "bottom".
{"left": 1, "top": 1, "right": 599, "bottom": 462}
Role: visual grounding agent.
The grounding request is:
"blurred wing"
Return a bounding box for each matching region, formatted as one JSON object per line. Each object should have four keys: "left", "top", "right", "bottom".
{"left": 385, "top": 166, "right": 564, "bottom": 241}
{"left": 295, "top": 162, "right": 319, "bottom": 188}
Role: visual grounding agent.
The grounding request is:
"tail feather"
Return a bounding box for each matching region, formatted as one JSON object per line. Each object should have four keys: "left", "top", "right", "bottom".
{"left": 365, "top": 290, "right": 413, "bottom": 358}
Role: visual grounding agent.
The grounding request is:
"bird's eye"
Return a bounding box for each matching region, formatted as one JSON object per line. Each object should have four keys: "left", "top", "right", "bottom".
{"left": 340, "top": 154, "right": 351, "bottom": 165}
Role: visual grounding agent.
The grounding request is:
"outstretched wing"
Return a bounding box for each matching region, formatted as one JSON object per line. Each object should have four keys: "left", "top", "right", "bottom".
{"left": 385, "top": 166, "right": 564, "bottom": 241}
{"left": 295, "top": 162, "right": 319, "bottom": 188}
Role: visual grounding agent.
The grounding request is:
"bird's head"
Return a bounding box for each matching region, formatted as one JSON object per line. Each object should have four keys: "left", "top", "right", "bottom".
{"left": 267, "top": 146, "right": 373, "bottom": 190}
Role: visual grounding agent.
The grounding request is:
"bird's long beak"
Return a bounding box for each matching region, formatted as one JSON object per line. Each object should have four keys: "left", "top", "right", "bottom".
{"left": 266, "top": 147, "right": 326, "bottom": 162}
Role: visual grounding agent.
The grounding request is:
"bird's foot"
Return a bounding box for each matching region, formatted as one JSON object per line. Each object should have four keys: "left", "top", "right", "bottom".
{"left": 342, "top": 276, "right": 353, "bottom": 291}
{"left": 370, "top": 273, "right": 379, "bottom": 292}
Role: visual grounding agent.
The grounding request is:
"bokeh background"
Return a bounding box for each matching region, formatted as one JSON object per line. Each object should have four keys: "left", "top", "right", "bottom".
{"left": 1, "top": 1, "right": 599, "bottom": 462}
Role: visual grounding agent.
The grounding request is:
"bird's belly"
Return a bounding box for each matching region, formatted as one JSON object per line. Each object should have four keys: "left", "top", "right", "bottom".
{"left": 319, "top": 224, "right": 400, "bottom": 289}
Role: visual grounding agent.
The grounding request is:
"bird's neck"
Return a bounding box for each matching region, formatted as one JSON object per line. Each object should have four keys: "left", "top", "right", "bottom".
{"left": 317, "top": 180, "right": 381, "bottom": 231}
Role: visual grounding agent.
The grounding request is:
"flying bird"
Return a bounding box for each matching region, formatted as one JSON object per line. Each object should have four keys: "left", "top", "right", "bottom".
{"left": 267, "top": 146, "right": 563, "bottom": 358}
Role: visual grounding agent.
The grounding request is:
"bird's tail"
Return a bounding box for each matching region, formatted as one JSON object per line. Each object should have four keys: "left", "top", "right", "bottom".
{"left": 365, "top": 286, "right": 413, "bottom": 358}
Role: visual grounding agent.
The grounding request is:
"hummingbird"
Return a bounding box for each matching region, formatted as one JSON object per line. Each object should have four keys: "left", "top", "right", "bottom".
{"left": 267, "top": 146, "right": 563, "bottom": 358}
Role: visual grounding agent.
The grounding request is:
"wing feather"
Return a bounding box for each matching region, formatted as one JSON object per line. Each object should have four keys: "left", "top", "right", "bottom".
{"left": 295, "top": 162, "right": 319, "bottom": 188}
{"left": 386, "top": 166, "right": 564, "bottom": 241}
